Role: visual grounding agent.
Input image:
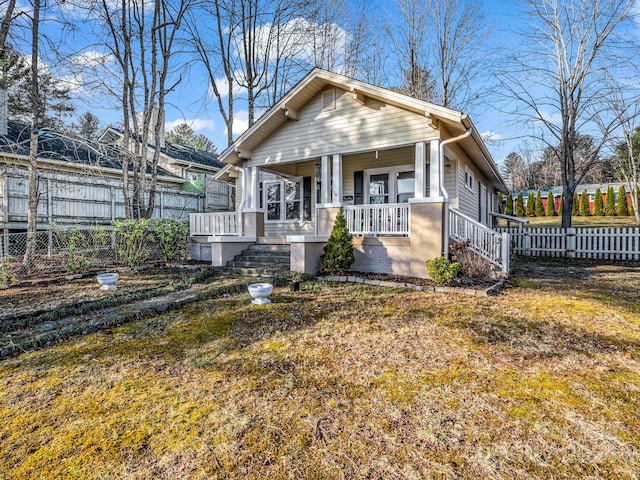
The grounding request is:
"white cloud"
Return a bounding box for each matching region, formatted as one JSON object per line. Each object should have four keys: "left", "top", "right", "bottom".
{"left": 481, "top": 131, "right": 504, "bottom": 143}
{"left": 165, "top": 118, "right": 215, "bottom": 133}
{"left": 72, "top": 51, "right": 113, "bottom": 68}
{"left": 209, "top": 74, "right": 248, "bottom": 100}
{"left": 223, "top": 111, "right": 248, "bottom": 138}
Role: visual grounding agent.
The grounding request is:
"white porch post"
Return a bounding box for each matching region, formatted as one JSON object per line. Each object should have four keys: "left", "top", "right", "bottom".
{"left": 332, "top": 154, "right": 342, "bottom": 204}
{"left": 414, "top": 142, "right": 425, "bottom": 199}
{"left": 321, "top": 155, "right": 331, "bottom": 204}
{"left": 429, "top": 140, "right": 441, "bottom": 199}
{"left": 249, "top": 166, "right": 260, "bottom": 210}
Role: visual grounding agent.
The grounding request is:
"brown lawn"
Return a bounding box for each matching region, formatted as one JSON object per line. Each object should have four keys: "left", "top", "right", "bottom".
{"left": 1, "top": 260, "right": 639, "bottom": 479}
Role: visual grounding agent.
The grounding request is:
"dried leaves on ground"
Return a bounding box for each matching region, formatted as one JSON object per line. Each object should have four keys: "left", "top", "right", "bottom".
{"left": 1, "top": 261, "right": 639, "bottom": 479}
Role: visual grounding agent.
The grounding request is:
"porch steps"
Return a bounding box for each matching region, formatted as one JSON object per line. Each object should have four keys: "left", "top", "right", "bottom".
{"left": 226, "top": 243, "right": 291, "bottom": 276}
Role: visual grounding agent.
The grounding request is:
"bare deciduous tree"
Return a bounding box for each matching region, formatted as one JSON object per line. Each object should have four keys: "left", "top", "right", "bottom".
{"left": 499, "top": 0, "right": 634, "bottom": 228}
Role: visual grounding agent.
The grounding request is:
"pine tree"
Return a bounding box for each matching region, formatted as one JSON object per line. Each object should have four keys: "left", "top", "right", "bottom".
{"left": 605, "top": 185, "right": 616, "bottom": 216}
{"left": 592, "top": 188, "right": 604, "bottom": 216}
{"left": 497, "top": 192, "right": 503, "bottom": 213}
{"left": 319, "top": 208, "right": 354, "bottom": 275}
{"left": 579, "top": 189, "right": 590, "bottom": 216}
{"left": 535, "top": 190, "right": 544, "bottom": 216}
{"left": 559, "top": 193, "right": 564, "bottom": 217}
{"left": 526, "top": 191, "right": 536, "bottom": 216}
{"left": 572, "top": 192, "right": 579, "bottom": 215}
{"left": 516, "top": 192, "right": 525, "bottom": 217}
{"left": 505, "top": 194, "right": 513, "bottom": 216}
{"left": 545, "top": 191, "right": 556, "bottom": 216}
{"left": 617, "top": 185, "right": 629, "bottom": 216}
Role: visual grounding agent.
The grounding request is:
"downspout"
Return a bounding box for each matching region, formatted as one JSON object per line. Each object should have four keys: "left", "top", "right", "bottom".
{"left": 439, "top": 128, "right": 472, "bottom": 259}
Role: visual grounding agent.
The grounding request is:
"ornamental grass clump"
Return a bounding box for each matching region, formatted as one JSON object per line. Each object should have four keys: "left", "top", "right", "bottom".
{"left": 320, "top": 208, "right": 354, "bottom": 275}
{"left": 425, "top": 256, "right": 459, "bottom": 285}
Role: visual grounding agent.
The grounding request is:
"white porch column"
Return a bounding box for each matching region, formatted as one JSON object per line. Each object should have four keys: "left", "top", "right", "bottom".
{"left": 332, "top": 154, "right": 342, "bottom": 204}
{"left": 414, "top": 142, "right": 426, "bottom": 199}
{"left": 241, "top": 167, "right": 251, "bottom": 210}
{"left": 321, "top": 155, "right": 331, "bottom": 204}
{"left": 429, "top": 140, "right": 441, "bottom": 199}
{"left": 249, "top": 166, "right": 260, "bottom": 210}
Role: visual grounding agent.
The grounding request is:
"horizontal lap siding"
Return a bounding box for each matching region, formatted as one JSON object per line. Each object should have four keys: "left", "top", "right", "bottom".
{"left": 250, "top": 88, "right": 437, "bottom": 165}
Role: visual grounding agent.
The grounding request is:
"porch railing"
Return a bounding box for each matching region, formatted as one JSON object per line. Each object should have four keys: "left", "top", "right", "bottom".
{"left": 449, "top": 209, "right": 510, "bottom": 273}
{"left": 344, "top": 203, "right": 410, "bottom": 236}
{"left": 189, "top": 212, "right": 240, "bottom": 236}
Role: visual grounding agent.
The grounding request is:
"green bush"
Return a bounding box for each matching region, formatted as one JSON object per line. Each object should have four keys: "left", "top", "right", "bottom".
{"left": 592, "top": 188, "right": 604, "bottom": 216}
{"left": 572, "top": 192, "right": 579, "bottom": 215}
{"left": 617, "top": 185, "right": 629, "bottom": 216}
{"left": 579, "top": 189, "right": 590, "bottom": 216}
{"left": 605, "top": 185, "right": 616, "bottom": 216}
{"left": 526, "top": 191, "right": 536, "bottom": 216}
{"left": 152, "top": 219, "right": 188, "bottom": 262}
{"left": 545, "top": 191, "right": 556, "bottom": 216}
{"left": 63, "top": 225, "right": 109, "bottom": 274}
{"left": 426, "top": 257, "right": 459, "bottom": 285}
{"left": 505, "top": 194, "right": 513, "bottom": 216}
{"left": 534, "top": 190, "right": 544, "bottom": 216}
{"left": 114, "top": 219, "right": 154, "bottom": 267}
{"left": 516, "top": 192, "right": 525, "bottom": 217}
{"left": 320, "top": 208, "right": 354, "bottom": 275}
{"left": 558, "top": 193, "right": 564, "bottom": 217}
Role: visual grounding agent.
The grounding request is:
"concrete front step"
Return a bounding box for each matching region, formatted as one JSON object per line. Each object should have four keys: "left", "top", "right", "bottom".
{"left": 226, "top": 243, "right": 291, "bottom": 275}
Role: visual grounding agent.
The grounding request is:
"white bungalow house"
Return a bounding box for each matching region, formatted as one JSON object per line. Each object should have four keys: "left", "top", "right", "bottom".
{"left": 190, "top": 69, "right": 510, "bottom": 278}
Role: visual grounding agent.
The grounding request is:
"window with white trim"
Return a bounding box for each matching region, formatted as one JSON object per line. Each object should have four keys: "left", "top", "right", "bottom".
{"left": 265, "top": 178, "right": 302, "bottom": 222}
{"left": 365, "top": 165, "right": 414, "bottom": 204}
{"left": 464, "top": 166, "right": 474, "bottom": 191}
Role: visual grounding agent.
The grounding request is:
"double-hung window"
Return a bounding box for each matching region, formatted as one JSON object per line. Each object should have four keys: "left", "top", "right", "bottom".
{"left": 265, "top": 178, "right": 302, "bottom": 221}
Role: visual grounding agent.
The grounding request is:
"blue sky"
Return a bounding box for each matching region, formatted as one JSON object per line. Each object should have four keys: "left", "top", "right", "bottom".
{"left": 11, "top": 0, "right": 629, "bottom": 167}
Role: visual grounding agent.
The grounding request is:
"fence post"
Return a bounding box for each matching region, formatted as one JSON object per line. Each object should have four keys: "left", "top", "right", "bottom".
{"left": 48, "top": 229, "right": 53, "bottom": 258}
{"left": 501, "top": 232, "right": 510, "bottom": 274}
{"left": 566, "top": 228, "right": 576, "bottom": 258}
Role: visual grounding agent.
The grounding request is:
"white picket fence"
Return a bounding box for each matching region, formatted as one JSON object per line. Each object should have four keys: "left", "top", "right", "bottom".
{"left": 499, "top": 227, "right": 640, "bottom": 260}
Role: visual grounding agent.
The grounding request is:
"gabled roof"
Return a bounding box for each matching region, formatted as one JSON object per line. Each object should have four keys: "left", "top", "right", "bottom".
{"left": 221, "top": 68, "right": 508, "bottom": 192}
{"left": 0, "top": 122, "right": 179, "bottom": 179}
{"left": 99, "top": 126, "right": 225, "bottom": 171}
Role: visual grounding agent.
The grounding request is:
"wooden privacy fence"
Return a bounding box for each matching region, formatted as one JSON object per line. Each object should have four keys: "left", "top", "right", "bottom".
{"left": 498, "top": 227, "right": 640, "bottom": 260}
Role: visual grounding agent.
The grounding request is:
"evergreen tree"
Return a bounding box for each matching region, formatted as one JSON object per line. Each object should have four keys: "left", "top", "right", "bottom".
{"left": 319, "top": 208, "right": 354, "bottom": 275}
{"left": 545, "top": 191, "right": 556, "bottom": 216}
{"left": 526, "top": 191, "right": 536, "bottom": 216}
{"left": 593, "top": 188, "right": 604, "bottom": 216}
{"left": 166, "top": 122, "right": 217, "bottom": 153}
{"left": 605, "top": 185, "right": 616, "bottom": 216}
{"left": 516, "top": 192, "right": 525, "bottom": 217}
{"left": 572, "top": 192, "right": 579, "bottom": 215}
{"left": 617, "top": 185, "right": 629, "bottom": 216}
{"left": 535, "top": 190, "right": 544, "bottom": 216}
{"left": 497, "top": 192, "right": 503, "bottom": 213}
{"left": 579, "top": 189, "right": 590, "bottom": 216}
{"left": 559, "top": 193, "right": 564, "bottom": 217}
{"left": 505, "top": 194, "right": 513, "bottom": 216}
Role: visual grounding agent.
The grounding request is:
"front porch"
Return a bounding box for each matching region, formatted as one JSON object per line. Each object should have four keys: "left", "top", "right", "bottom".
{"left": 189, "top": 203, "right": 510, "bottom": 278}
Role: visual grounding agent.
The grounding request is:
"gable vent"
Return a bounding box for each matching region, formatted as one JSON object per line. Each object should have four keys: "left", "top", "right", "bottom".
{"left": 322, "top": 89, "right": 336, "bottom": 111}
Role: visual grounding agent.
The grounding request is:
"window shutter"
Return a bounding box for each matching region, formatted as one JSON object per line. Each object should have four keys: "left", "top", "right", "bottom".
{"left": 303, "top": 176, "right": 312, "bottom": 220}
{"left": 354, "top": 171, "right": 364, "bottom": 205}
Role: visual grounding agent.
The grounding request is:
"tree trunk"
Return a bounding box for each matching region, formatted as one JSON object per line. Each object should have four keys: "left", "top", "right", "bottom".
{"left": 23, "top": 0, "right": 40, "bottom": 270}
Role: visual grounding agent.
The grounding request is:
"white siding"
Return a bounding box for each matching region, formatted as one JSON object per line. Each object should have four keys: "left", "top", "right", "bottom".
{"left": 250, "top": 88, "right": 438, "bottom": 166}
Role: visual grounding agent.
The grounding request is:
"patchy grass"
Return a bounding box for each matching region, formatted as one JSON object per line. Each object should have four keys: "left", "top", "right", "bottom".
{"left": 1, "top": 269, "right": 640, "bottom": 479}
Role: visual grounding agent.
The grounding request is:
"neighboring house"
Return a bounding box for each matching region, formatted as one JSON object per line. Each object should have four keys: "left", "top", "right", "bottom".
{"left": 99, "top": 126, "right": 234, "bottom": 212}
{"left": 0, "top": 121, "right": 205, "bottom": 233}
{"left": 190, "top": 68, "right": 509, "bottom": 278}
